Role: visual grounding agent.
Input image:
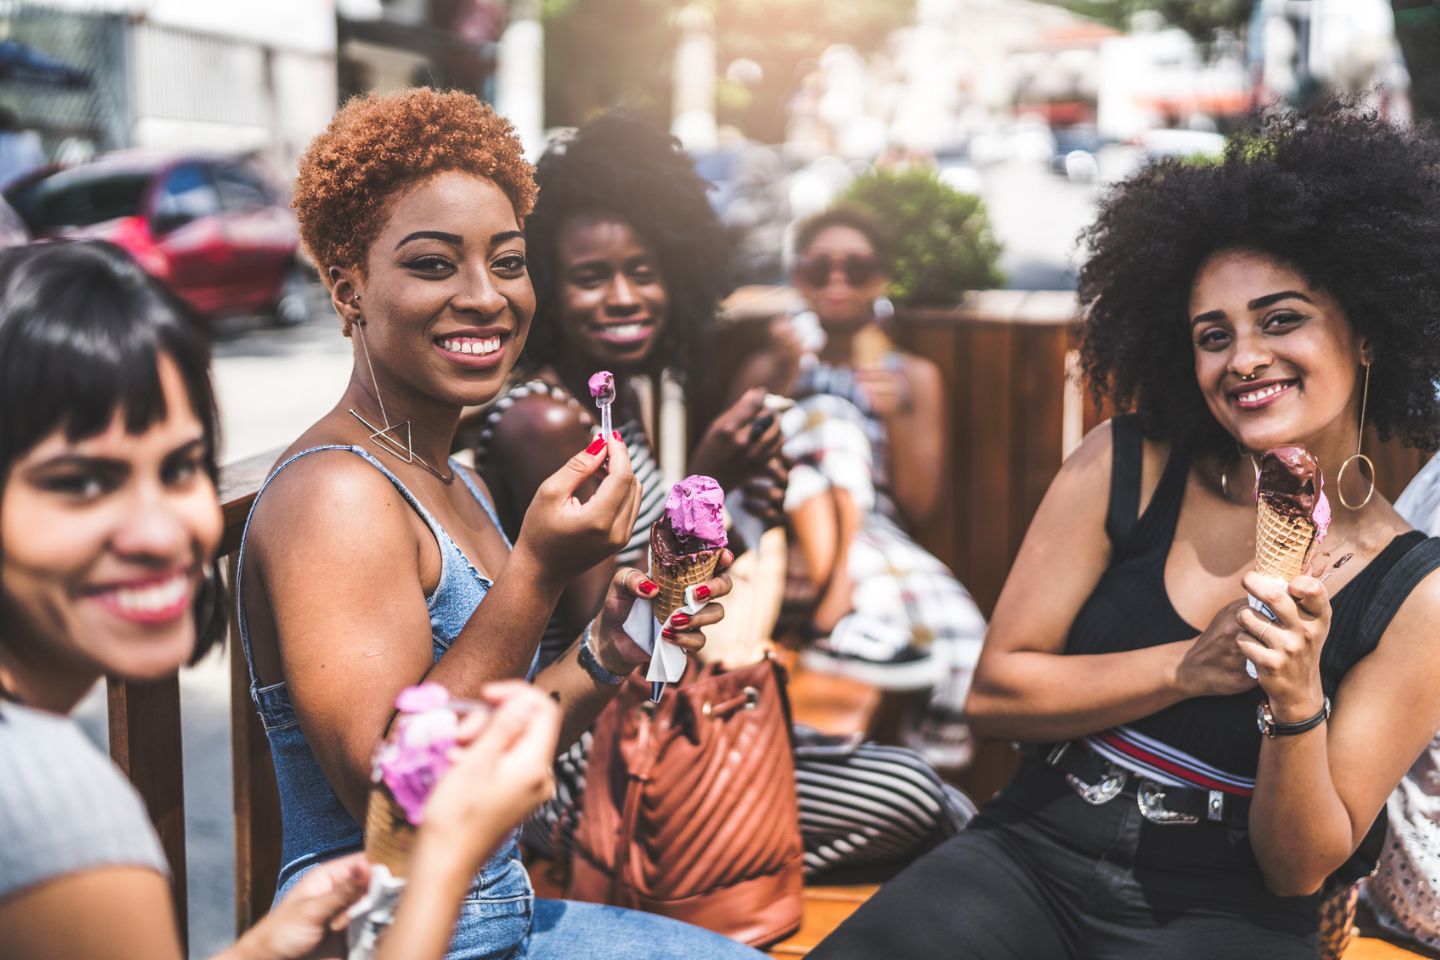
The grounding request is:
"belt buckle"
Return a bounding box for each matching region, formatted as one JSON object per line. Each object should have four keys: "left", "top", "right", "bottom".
{"left": 1136, "top": 779, "right": 1199, "bottom": 825}
{"left": 1065, "top": 764, "right": 1127, "bottom": 805}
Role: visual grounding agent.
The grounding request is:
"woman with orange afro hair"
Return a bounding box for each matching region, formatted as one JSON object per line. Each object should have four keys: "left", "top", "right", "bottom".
{"left": 235, "top": 88, "right": 761, "bottom": 959}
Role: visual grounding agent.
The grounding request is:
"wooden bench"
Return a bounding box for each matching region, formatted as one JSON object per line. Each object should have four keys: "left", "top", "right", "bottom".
{"left": 102, "top": 291, "right": 1431, "bottom": 954}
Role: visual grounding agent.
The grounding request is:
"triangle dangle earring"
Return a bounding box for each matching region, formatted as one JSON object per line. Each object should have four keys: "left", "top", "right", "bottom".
{"left": 347, "top": 297, "right": 453, "bottom": 483}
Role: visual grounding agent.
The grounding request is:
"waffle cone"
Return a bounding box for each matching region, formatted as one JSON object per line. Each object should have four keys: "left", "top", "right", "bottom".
{"left": 364, "top": 785, "right": 416, "bottom": 878}
{"left": 1254, "top": 498, "right": 1316, "bottom": 582}
{"left": 650, "top": 523, "right": 721, "bottom": 623}
{"left": 852, "top": 324, "right": 895, "bottom": 367}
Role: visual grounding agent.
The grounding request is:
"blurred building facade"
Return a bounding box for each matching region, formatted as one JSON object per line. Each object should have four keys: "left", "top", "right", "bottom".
{"left": 0, "top": 0, "right": 337, "bottom": 174}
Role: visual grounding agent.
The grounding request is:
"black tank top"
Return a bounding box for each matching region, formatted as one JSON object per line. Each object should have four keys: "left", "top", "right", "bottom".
{"left": 1064, "top": 415, "right": 1437, "bottom": 796}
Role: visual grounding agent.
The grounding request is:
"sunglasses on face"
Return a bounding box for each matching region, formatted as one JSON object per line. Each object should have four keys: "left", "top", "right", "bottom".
{"left": 794, "top": 253, "right": 880, "bottom": 289}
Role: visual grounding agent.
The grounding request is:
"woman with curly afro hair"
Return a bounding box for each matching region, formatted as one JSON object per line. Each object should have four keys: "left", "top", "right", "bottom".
{"left": 812, "top": 105, "right": 1440, "bottom": 959}
{"left": 236, "top": 88, "right": 759, "bottom": 960}
{"left": 475, "top": 108, "right": 976, "bottom": 884}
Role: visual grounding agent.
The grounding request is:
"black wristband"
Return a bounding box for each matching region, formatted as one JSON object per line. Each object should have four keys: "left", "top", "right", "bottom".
{"left": 1257, "top": 697, "right": 1331, "bottom": 738}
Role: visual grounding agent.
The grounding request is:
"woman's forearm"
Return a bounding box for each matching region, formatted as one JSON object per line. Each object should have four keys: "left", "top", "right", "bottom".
{"left": 533, "top": 631, "right": 629, "bottom": 750}
{"left": 1248, "top": 722, "right": 1355, "bottom": 897}
{"left": 967, "top": 642, "right": 1193, "bottom": 742}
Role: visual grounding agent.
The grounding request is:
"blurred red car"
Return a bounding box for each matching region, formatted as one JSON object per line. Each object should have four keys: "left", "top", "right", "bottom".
{"left": 6, "top": 152, "right": 313, "bottom": 325}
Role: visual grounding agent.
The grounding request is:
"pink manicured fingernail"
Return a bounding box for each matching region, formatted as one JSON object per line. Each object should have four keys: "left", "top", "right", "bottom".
{"left": 585, "top": 436, "right": 605, "bottom": 455}
{"left": 612, "top": 430, "right": 622, "bottom": 441}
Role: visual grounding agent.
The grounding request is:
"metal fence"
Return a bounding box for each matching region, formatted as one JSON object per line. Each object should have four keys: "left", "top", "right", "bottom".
{"left": 0, "top": 1, "right": 129, "bottom": 161}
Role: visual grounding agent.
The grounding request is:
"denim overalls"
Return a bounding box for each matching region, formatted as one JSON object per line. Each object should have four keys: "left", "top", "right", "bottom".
{"left": 236, "top": 446, "right": 535, "bottom": 955}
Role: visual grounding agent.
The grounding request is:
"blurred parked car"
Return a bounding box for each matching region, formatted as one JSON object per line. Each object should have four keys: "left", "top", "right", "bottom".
{"left": 1050, "top": 124, "right": 1105, "bottom": 183}
{"left": 935, "top": 144, "right": 983, "bottom": 195}
{"left": 6, "top": 151, "right": 314, "bottom": 326}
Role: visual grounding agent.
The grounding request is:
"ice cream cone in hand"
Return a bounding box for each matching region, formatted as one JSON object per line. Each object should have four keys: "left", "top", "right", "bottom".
{"left": 364, "top": 684, "right": 468, "bottom": 877}
{"left": 1254, "top": 446, "right": 1331, "bottom": 582}
{"left": 852, "top": 322, "right": 896, "bottom": 368}
{"left": 650, "top": 475, "right": 728, "bottom": 623}
{"left": 1247, "top": 446, "right": 1331, "bottom": 677}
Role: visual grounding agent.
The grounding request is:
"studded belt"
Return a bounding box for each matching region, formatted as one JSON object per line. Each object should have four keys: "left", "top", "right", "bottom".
{"left": 1037, "top": 741, "right": 1251, "bottom": 829}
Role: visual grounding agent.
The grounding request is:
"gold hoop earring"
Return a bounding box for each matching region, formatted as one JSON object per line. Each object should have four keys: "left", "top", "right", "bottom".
{"left": 1337, "top": 364, "right": 1375, "bottom": 510}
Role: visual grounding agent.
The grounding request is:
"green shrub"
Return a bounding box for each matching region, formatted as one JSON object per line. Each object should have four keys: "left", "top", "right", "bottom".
{"left": 836, "top": 166, "right": 1004, "bottom": 306}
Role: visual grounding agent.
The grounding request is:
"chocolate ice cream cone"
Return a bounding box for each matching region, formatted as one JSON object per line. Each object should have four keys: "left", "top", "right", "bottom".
{"left": 649, "top": 519, "right": 721, "bottom": 623}
{"left": 1254, "top": 497, "right": 1317, "bottom": 583}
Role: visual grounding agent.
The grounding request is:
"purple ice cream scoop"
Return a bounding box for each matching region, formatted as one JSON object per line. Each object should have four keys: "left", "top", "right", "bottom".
{"left": 588, "top": 370, "right": 615, "bottom": 403}
{"left": 664, "top": 475, "right": 728, "bottom": 551}
{"left": 375, "top": 683, "right": 460, "bottom": 825}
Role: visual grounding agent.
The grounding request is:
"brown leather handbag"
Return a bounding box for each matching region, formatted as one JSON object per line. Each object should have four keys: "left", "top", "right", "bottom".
{"left": 566, "top": 654, "right": 804, "bottom": 947}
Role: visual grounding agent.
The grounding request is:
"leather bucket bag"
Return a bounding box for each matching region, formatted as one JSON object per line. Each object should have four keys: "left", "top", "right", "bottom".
{"left": 567, "top": 654, "right": 804, "bottom": 947}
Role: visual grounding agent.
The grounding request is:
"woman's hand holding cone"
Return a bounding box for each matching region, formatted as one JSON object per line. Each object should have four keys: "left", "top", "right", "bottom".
{"left": 410, "top": 683, "right": 561, "bottom": 870}
{"left": 594, "top": 554, "right": 735, "bottom": 670}
{"left": 1235, "top": 571, "right": 1332, "bottom": 720}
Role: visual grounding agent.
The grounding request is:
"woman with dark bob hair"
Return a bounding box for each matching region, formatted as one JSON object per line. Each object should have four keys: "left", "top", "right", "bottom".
{"left": 236, "top": 89, "right": 758, "bottom": 959}
{"left": 0, "top": 241, "right": 568, "bottom": 960}
{"left": 813, "top": 106, "right": 1440, "bottom": 958}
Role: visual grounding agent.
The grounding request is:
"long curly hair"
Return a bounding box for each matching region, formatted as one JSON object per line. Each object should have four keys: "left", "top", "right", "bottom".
{"left": 1078, "top": 105, "right": 1440, "bottom": 459}
{"left": 520, "top": 108, "right": 732, "bottom": 384}
{"left": 292, "top": 87, "right": 536, "bottom": 335}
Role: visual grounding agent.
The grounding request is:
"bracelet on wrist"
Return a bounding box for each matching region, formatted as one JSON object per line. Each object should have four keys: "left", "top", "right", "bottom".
{"left": 578, "top": 625, "right": 628, "bottom": 686}
{"left": 1256, "top": 696, "right": 1331, "bottom": 738}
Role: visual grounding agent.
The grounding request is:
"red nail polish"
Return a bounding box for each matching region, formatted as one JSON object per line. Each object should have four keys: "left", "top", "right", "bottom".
{"left": 670, "top": 612, "right": 691, "bottom": 628}
{"left": 695, "top": 585, "right": 712, "bottom": 601}
{"left": 662, "top": 628, "right": 679, "bottom": 640}
{"left": 640, "top": 579, "right": 658, "bottom": 595}
{"left": 585, "top": 436, "right": 605, "bottom": 455}
{"left": 612, "top": 430, "right": 622, "bottom": 441}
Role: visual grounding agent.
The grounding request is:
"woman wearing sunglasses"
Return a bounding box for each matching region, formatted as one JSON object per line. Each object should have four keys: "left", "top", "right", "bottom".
{"left": 735, "top": 205, "right": 986, "bottom": 767}
{"left": 0, "top": 240, "right": 565, "bottom": 960}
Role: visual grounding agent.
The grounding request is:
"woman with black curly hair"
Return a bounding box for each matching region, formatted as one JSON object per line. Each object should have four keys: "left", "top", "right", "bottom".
{"left": 476, "top": 109, "right": 975, "bottom": 880}
{"left": 812, "top": 106, "right": 1440, "bottom": 958}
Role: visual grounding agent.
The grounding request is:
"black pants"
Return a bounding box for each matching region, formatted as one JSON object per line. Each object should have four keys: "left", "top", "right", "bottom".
{"left": 809, "top": 760, "right": 1320, "bottom": 960}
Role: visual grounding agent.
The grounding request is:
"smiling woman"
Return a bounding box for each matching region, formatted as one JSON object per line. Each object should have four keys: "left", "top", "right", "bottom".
{"left": 0, "top": 241, "right": 576, "bottom": 960}
{"left": 237, "top": 89, "right": 761, "bottom": 960}
{"left": 809, "top": 104, "right": 1440, "bottom": 960}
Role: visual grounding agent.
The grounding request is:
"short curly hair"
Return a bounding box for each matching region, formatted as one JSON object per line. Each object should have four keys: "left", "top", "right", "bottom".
{"left": 792, "top": 204, "right": 891, "bottom": 272}
{"left": 292, "top": 87, "right": 537, "bottom": 331}
{"left": 520, "top": 108, "right": 732, "bottom": 384}
{"left": 1078, "top": 104, "right": 1440, "bottom": 459}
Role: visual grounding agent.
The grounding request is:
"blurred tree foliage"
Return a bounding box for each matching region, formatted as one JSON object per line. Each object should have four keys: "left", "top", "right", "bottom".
{"left": 541, "top": 0, "right": 675, "bottom": 130}
{"left": 1037, "top": 0, "right": 1256, "bottom": 45}
{"left": 837, "top": 168, "right": 1004, "bottom": 307}
{"left": 1393, "top": 0, "right": 1440, "bottom": 126}
{"left": 541, "top": 0, "right": 913, "bottom": 141}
